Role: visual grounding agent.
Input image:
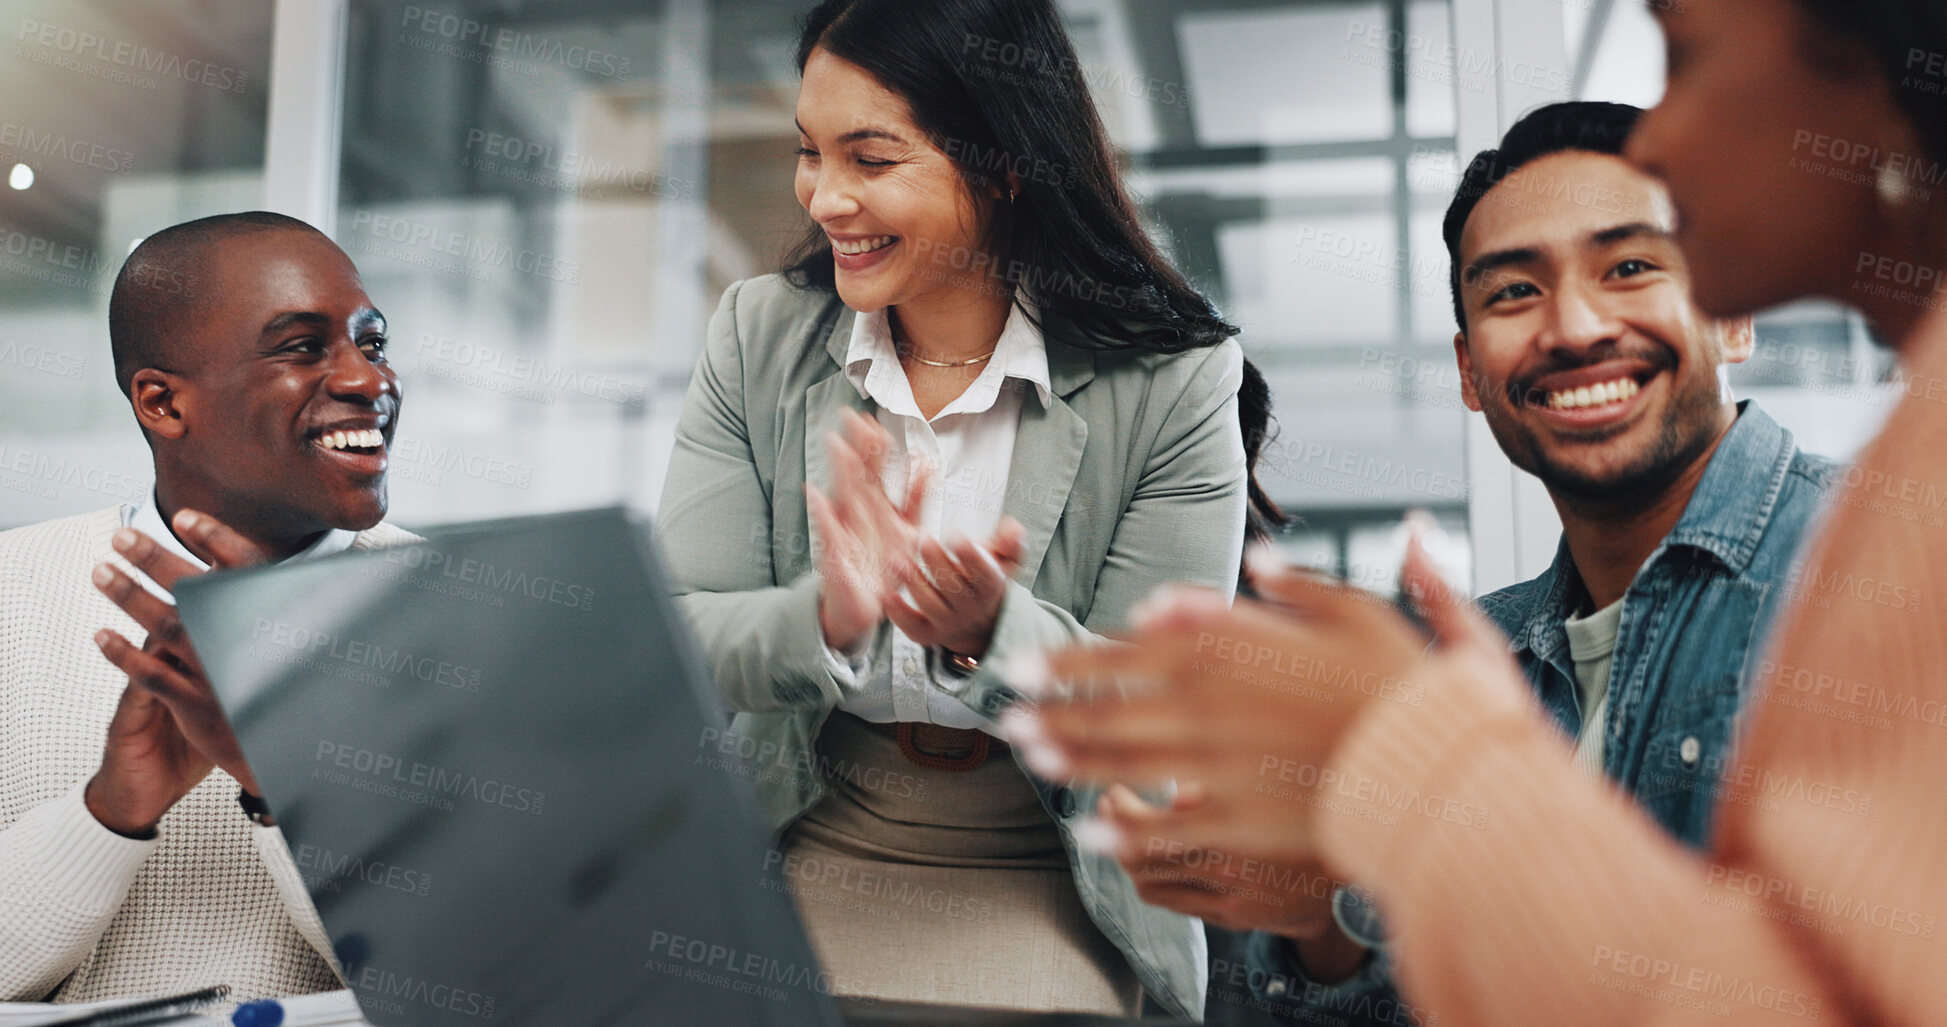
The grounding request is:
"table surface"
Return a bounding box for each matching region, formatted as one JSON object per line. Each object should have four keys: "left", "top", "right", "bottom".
{"left": 3, "top": 991, "right": 1182, "bottom": 1026}
{"left": 839, "top": 998, "right": 1180, "bottom": 1025}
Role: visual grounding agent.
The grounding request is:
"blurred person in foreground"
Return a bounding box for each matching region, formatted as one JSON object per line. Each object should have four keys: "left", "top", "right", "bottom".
{"left": 1014, "top": 1, "right": 1947, "bottom": 1023}
{"left": 1139, "top": 100, "right": 1840, "bottom": 1026}
{"left": 0, "top": 212, "right": 409, "bottom": 1002}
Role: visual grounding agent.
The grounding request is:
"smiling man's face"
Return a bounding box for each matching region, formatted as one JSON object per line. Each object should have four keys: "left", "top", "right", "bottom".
{"left": 152, "top": 229, "right": 400, "bottom": 539}
{"left": 1454, "top": 150, "right": 1749, "bottom": 503}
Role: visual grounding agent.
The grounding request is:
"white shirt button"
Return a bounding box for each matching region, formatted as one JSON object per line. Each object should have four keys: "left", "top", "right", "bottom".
{"left": 1265, "top": 978, "right": 1288, "bottom": 998}
{"left": 1679, "top": 736, "right": 1702, "bottom": 767}
{"left": 903, "top": 657, "right": 920, "bottom": 676}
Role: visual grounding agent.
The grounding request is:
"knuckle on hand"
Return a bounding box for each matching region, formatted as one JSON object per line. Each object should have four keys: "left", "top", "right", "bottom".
{"left": 131, "top": 664, "right": 171, "bottom": 694}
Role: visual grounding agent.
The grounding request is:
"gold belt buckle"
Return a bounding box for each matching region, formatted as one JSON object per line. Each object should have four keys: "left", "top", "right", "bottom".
{"left": 897, "top": 722, "right": 991, "bottom": 772}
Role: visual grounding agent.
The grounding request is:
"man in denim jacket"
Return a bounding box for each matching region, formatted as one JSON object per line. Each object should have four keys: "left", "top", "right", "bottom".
{"left": 1130, "top": 102, "right": 1839, "bottom": 1026}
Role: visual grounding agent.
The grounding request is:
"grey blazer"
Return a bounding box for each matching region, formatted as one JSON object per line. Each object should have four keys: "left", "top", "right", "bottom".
{"left": 658, "top": 273, "right": 1246, "bottom": 1021}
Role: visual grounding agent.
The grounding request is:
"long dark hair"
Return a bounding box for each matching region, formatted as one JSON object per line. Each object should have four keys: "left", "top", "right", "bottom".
{"left": 784, "top": 0, "right": 1235, "bottom": 355}
{"left": 1239, "top": 359, "right": 1292, "bottom": 549}
{"left": 1795, "top": 0, "right": 1947, "bottom": 167}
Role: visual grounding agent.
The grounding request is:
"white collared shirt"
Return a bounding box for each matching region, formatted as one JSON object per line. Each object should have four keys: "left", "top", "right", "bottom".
{"left": 123, "top": 494, "right": 357, "bottom": 602}
{"left": 827, "top": 302, "right": 1051, "bottom": 734}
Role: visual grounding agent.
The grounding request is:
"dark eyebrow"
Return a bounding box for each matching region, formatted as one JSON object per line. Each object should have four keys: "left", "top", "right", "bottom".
{"left": 1464, "top": 221, "right": 1672, "bottom": 285}
{"left": 1462, "top": 247, "right": 1542, "bottom": 287}
{"left": 795, "top": 119, "right": 906, "bottom": 146}
{"left": 839, "top": 127, "right": 906, "bottom": 145}
{"left": 259, "top": 309, "right": 387, "bottom": 340}
{"left": 1591, "top": 222, "right": 1669, "bottom": 247}
{"left": 259, "top": 311, "right": 331, "bottom": 338}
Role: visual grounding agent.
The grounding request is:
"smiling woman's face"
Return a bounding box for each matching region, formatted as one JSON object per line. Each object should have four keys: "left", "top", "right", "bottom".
{"left": 794, "top": 47, "right": 1001, "bottom": 314}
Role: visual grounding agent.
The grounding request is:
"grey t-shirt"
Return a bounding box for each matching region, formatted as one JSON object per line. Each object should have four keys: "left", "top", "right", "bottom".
{"left": 1564, "top": 596, "right": 1625, "bottom": 775}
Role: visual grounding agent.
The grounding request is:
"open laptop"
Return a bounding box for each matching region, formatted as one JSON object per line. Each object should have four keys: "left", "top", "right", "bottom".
{"left": 176, "top": 507, "right": 850, "bottom": 1026}
{"left": 177, "top": 507, "right": 1177, "bottom": 1027}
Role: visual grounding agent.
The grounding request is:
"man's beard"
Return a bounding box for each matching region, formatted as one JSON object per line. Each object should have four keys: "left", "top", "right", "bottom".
{"left": 1488, "top": 369, "right": 1729, "bottom": 509}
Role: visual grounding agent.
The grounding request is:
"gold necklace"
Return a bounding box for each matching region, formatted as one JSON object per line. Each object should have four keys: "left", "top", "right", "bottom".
{"left": 899, "top": 346, "right": 995, "bottom": 368}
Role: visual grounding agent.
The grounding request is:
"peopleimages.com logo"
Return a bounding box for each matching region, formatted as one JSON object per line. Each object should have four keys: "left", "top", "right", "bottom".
{"left": 399, "top": 5, "right": 631, "bottom": 77}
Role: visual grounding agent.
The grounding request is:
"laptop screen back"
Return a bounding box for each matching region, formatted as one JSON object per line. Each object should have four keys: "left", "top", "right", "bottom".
{"left": 176, "top": 507, "right": 845, "bottom": 1027}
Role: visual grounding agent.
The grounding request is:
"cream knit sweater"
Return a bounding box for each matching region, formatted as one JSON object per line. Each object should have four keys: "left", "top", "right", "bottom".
{"left": 0, "top": 506, "right": 417, "bottom": 1003}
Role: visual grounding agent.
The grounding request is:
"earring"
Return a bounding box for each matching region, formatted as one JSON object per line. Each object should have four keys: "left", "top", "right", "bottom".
{"left": 1877, "top": 163, "right": 1912, "bottom": 209}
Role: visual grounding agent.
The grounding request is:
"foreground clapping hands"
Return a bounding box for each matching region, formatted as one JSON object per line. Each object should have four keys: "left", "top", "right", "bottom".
{"left": 1006, "top": 519, "right": 1531, "bottom": 870}
{"left": 85, "top": 509, "right": 270, "bottom": 836}
{"left": 1095, "top": 781, "right": 1372, "bottom": 981}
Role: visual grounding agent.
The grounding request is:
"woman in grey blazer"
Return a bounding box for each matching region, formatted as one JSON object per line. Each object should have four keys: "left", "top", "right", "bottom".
{"left": 658, "top": 0, "right": 1250, "bottom": 1018}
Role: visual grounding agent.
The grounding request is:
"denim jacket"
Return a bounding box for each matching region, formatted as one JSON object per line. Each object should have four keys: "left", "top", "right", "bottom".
{"left": 1236, "top": 402, "right": 1837, "bottom": 1024}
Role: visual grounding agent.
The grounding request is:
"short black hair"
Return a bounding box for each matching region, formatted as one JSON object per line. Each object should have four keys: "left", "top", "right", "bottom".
{"left": 1442, "top": 101, "right": 1642, "bottom": 332}
{"left": 107, "top": 210, "right": 324, "bottom": 397}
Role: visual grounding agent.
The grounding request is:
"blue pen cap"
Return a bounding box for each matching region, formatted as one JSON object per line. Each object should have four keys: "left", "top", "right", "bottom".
{"left": 231, "top": 999, "right": 285, "bottom": 1027}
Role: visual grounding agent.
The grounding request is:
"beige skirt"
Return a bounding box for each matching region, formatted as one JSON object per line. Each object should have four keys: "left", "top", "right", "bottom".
{"left": 779, "top": 711, "right": 1142, "bottom": 1015}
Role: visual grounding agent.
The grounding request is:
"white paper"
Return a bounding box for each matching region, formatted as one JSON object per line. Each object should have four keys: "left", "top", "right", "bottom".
{"left": 0, "top": 989, "right": 368, "bottom": 1027}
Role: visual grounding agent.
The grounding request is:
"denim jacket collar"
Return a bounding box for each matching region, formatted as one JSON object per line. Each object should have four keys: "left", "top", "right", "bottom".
{"left": 1508, "top": 401, "right": 1796, "bottom": 659}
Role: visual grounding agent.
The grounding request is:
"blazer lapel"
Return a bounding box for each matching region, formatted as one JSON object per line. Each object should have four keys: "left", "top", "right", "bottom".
{"left": 804, "top": 305, "right": 869, "bottom": 560}
{"left": 1002, "top": 341, "right": 1094, "bottom": 586}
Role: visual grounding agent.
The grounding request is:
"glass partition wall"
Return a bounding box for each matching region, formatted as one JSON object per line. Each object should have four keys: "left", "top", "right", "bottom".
{"left": 0, "top": 0, "right": 272, "bottom": 527}
{"left": 1135, "top": 0, "right": 1472, "bottom": 590}
{"left": 330, "top": 0, "right": 1473, "bottom": 592}
{"left": 0, "top": 0, "right": 1898, "bottom": 595}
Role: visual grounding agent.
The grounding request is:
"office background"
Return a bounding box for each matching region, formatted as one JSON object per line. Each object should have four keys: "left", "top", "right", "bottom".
{"left": 0, "top": 0, "right": 1899, "bottom": 594}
